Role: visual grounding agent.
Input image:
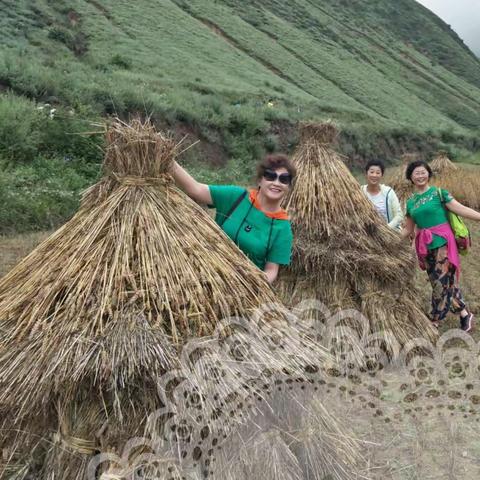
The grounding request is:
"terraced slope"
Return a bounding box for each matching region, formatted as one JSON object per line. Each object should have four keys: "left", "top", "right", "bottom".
{"left": 1, "top": 0, "right": 480, "bottom": 131}
{"left": 1, "top": 0, "right": 480, "bottom": 231}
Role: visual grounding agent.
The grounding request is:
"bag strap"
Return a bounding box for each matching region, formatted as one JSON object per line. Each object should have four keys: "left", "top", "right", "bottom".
{"left": 437, "top": 187, "right": 445, "bottom": 204}
{"left": 219, "top": 189, "right": 247, "bottom": 227}
{"left": 385, "top": 187, "right": 391, "bottom": 223}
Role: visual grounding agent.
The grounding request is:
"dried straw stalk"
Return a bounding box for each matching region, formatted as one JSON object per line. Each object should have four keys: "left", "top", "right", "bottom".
{"left": 431, "top": 172, "right": 480, "bottom": 209}
{"left": 285, "top": 123, "right": 411, "bottom": 283}
{"left": 208, "top": 392, "right": 365, "bottom": 480}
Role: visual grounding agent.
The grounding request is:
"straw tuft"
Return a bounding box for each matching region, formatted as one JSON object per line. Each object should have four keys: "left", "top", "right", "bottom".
{"left": 299, "top": 121, "right": 338, "bottom": 145}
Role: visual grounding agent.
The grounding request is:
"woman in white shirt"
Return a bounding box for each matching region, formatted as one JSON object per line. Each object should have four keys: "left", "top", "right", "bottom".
{"left": 362, "top": 160, "right": 403, "bottom": 230}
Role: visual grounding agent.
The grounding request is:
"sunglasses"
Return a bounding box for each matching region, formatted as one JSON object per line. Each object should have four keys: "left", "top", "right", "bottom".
{"left": 263, "top": 169, "right": 292, "bottom": 185}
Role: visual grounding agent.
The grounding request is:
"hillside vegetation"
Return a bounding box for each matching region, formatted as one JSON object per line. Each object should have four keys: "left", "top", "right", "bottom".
{"left": 0, "top": 0, "right": 480, "bottom": 232}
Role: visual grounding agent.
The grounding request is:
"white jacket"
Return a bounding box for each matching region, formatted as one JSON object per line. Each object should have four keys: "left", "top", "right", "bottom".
{"left": 361, "top": 184, "right": 404, "bottom": 230}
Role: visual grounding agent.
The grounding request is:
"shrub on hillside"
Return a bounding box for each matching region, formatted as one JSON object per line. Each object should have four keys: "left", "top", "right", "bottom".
{"left": 0, "top": 92, "right": 103, "bottom": 163}
{"left": 110, "top": 54, "right": 132, "bottom": 70}
{"left": 0, "top": 93, "right": 43, "bottom": 162}
{"left": 0, "top": 156, "right": 99, "bottom": 233}
{"left": 47, "top": 26, "right": 88, "bottom": 56}
{"left": 39, "top": 109, "right": 104, "bottom": 162}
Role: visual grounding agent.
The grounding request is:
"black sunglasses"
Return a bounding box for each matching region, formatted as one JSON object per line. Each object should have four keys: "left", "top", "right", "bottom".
{"left": 263, "top": 169, "right": 292, "bottom": 185}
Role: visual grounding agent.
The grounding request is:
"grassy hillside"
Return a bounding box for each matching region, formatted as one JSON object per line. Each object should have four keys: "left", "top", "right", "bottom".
{"left": 0, "top": 0, "right": 480, "bottom": 232}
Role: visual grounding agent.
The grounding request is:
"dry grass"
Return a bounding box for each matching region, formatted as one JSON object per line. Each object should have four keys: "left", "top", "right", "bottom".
{"left": 0, "top": 231, "right": 51, "bottom": 277}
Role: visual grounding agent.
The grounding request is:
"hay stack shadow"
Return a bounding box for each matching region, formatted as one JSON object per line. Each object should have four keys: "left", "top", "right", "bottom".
{"left": 278, "top": 123, "right": 438, "bottom": 367}
{"left": 0, "top": 118, "right": 363, "bottom": 480}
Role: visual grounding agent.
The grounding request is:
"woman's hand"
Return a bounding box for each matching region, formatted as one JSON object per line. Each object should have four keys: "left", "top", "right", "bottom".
{"left": 446, "top": 199, "right": 480, "bottom": 221}
{"left": 171, "top": 161, "right": 212, "bottom": 205}
{"left": 264, "top": 262, "right": 280, "bottom": 284}
{"left": 400, "top": 216, "right": 415, "bottom": 240}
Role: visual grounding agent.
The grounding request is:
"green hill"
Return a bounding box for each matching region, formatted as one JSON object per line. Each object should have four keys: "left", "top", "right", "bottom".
{"left": 1, "top": 0, "right": 480, "bottom": 232}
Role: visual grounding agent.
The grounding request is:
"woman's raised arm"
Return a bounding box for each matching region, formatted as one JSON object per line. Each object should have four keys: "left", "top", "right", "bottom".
{"left": 171, "top": 161, "right": 212, "bottom": 205}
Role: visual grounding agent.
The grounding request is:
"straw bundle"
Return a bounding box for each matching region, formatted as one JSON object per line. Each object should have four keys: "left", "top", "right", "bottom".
{"left": 0, "top": 121, "right": 275, "bottom": 409}
{"left": 431, "top": 172, "right": 480, "bottom": 209}
{"left": 0, "top": 118, "right": 358, "bottom": 479}
{"left": 429, "top": 151, "right": 458, "bottom": 175}
{"left": 279, "top": 123, "right": 437, "bottom": 365}
{"left": 208, "top": 389, "right": 365, "bottom": 480}
{"left": 286, "top": 123, "right": 409, "bottom": 282}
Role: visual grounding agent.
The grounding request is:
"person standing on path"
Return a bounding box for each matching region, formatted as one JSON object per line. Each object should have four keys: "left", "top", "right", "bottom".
{"left": 362, "top": 160, "right": 403, "bottom": 230}
{"left": 401, "top": 160, "right": 480, "bottom": 332}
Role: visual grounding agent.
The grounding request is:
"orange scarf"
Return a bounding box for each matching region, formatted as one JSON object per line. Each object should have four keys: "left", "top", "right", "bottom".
{"left": 249, "top": 189, "right": 289, "bottom": 220}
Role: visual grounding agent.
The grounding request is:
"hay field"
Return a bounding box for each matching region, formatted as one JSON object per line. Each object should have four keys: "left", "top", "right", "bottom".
{"left": 1, "top": 224, "right": 480, "bottom": 479}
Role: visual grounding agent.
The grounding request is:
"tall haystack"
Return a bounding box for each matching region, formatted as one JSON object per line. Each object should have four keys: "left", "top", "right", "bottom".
{"left": 429, "top": 150, "right": 458, "bottom": 175}
{"left": 279, "top": 123, "right": 437, "bottom": 365}
{"left": 0, "top": 119, "right": 361, "bottom": 479}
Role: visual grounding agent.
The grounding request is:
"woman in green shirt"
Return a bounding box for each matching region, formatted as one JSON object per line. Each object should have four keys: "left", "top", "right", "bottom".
{"left": 401, "top": 160, "right": 480, "bottom": 331}
{"left": 171, "top": 154, "right": 295, "bottom": 284}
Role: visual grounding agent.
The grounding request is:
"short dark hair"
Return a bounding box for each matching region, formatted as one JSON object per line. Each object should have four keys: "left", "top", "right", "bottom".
{"left": 365, "top": 159, "right": 385, "bottom": 174}
{"left": 405, "top": 160, "right": 433, "bottom": 183}
{"left": 256, "top": 153, "right": 296, "bottom": 182}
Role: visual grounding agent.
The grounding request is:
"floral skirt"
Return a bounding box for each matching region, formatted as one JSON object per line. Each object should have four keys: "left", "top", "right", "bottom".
{"left": 425, "top": 246, "right": 466, "bottom": 323}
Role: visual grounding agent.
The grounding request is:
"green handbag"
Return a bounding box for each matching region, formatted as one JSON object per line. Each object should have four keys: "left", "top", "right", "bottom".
{"left": 438, "top": 188, "right": 471, "bottom": 255}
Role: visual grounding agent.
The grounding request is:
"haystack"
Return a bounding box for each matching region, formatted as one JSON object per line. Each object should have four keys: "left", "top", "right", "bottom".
{"left": 0, "top": 119, "right": 361, "bottom": 479}
{"left": 429, "top": 150, "right": 458, "bottom": 175}
{"left": 208, "top": 395, "right": 363, "bottom": 480}
{"left": 279, "top": 123, "right": 437, "bottom": 365}
{"left": 429, "top": 151, "right": 480, "bottom": 209}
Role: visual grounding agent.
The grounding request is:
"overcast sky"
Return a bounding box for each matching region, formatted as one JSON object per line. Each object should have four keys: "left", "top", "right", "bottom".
{"left": 416, "top": 0, "right": 480, "bottom": 56}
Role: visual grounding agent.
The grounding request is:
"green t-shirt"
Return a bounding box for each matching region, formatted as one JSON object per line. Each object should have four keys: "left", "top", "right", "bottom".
{"left": 209, "top": 185, "right": 293, "bottom": 270}
{"left": 406, "top": 187, "right": 453, "bottom": 250}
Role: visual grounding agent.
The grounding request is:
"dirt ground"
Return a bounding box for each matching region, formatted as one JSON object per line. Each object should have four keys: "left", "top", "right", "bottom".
{"left": 1, "top": 223, "right": 479, "bottom": 479}
{"left": 0, "top": 230, "right": 51, "bottom": 278}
